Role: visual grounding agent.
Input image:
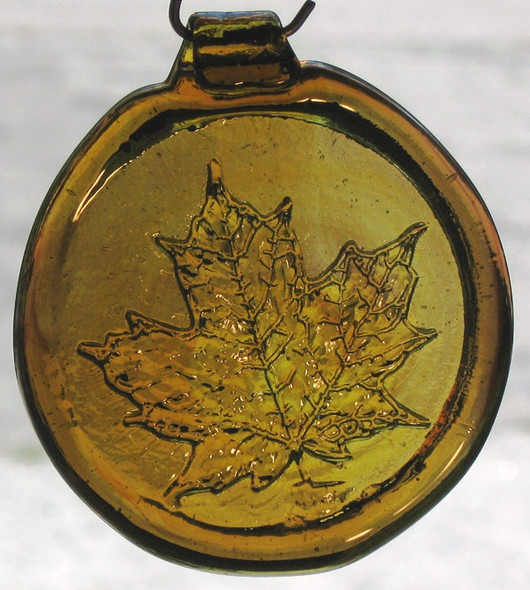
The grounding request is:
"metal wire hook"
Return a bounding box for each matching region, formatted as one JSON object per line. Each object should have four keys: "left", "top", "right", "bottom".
{"left": 169, "top": 0, "right": 316, "bottom": 40}
{"left": 283, "top": 0, "right": 316, "bottom": 37}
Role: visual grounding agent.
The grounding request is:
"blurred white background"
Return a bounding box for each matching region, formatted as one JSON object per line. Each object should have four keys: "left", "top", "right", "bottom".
{"left": 1, "top": 1, "right": 528, "bottom": 588}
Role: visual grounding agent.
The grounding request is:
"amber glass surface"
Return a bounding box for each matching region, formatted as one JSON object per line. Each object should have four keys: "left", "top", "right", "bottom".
{"left": 15, "top": 12, "right": 511, "bottom": 574}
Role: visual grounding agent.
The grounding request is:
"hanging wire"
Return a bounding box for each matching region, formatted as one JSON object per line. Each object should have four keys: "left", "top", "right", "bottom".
{"left": 169, "top": 0, "right": 316, "bottom": 40}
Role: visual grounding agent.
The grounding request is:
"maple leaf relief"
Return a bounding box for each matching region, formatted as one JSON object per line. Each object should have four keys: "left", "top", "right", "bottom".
{"left": 78, "top": 159, "right": 436, "bottom": 505}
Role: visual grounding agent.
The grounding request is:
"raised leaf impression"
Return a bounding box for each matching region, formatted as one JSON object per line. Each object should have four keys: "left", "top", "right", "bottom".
{"left": 79, "top": 160, "right": 436, "bottom": 505}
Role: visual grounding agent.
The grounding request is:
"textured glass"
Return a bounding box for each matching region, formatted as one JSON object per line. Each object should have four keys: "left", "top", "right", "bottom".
{"left": 15, "top": 10, "right": 511, "bottom": 573}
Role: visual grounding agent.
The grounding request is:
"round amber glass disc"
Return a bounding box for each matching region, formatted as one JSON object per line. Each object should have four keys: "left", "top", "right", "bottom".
{"left": 15, "top": 54, "right": 511, "bottom": 572}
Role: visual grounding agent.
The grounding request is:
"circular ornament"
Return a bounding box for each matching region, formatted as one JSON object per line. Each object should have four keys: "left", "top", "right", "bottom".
{"left": 15, "top": 1, "right": 512, "bottom": 573}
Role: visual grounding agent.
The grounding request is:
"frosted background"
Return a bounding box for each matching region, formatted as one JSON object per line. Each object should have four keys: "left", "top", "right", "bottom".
{"left": 1, "top": 1, "right": 528, "bottom": 588}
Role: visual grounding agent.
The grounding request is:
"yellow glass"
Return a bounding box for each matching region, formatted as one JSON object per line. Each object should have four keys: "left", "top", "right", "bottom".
{"left": 15, "top": 8, "right": 511, "bottom": 573}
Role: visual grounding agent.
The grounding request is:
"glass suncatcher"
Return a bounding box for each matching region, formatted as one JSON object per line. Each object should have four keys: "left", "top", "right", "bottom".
{"left": 15, "top": 0, "right": 512, "bottom": 573}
